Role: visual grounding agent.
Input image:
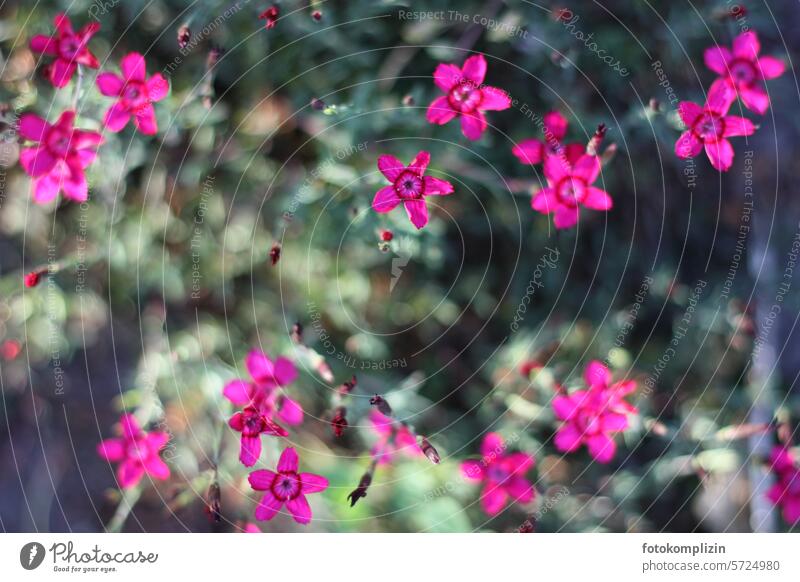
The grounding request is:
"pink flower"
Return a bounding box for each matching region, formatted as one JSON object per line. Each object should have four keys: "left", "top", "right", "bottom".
{"left": 248, "top": 447, "right": 329, "bottom": 524}
{"left": 229, "top": 406, "right": 289, "bottom": 467}
{"left": 29, "top": 13, "right": 100, "bottom": 88}
{"left": 675, "top": 81, "right": 755, "bottom": 172}
{"left": 766, "top": 446, "right": 800, "bottom": 524}
{"left": 369, "top": 410, "right": 422, "bottom": 464}
{"left": 512, "top": 111, "right": 585, "bottom": 166}
{"left": 426, "top": 54, "right": 511, "bottom": 140}
{"left": 552, "top": 361, "right": 637, "bottom": 463}
{"left": 460, "top": 433, "right": 535, "bottom": 516}
{"left": 704, "top": 31, "right": 786, "bottom": 114}
{"left": 96, "top": 52, "right": 169, "bottom": 135}
{"left": 372, "top": 151, "right": 454, "bottom": 229}
{"left": 96, "top": 414, "right": 170, "bottom": 488}
{"left": 532, "top": 153, "right": 612, "bottom": 229}
{"left": 17, "top": 111, "right": 103, "bottom": 204}
{"left": 223, "top": 349, "right": 304, "bottom": 427}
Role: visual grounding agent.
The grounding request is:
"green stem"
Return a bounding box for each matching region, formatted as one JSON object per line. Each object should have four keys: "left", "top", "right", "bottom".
{"left": 107, "top": 486, "right": 142, "bottom": 533}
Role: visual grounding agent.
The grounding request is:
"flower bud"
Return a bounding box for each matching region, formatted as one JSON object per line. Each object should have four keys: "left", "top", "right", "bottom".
{"left": 331, "top": 406, "right": 347, "bottom": 437}
{"left": 420, "top": 437, "right": 440, "bottom": 464}
{"left": 369, "top": 395, "right": 392, "bottom": 416}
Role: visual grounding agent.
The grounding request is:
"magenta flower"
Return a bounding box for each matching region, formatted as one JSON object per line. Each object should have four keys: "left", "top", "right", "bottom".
{"left": 532, "top": 153, "right": 612, "bottom": 229}
{"left": 372, "top": 151, "right": 454, "bottom": 229}
{"left": 18, "top": 111, "right": 103, "bottom": 204}
{"left": 426, "top": 54, "right": 511, "bottom": 140}
{"left": 29, "top": 13, "right": 100, "bottom": 88}
{"left": 96, "top": 52, "right": 169, "bottom": 135}
{"left": 460, "top": 433, "right": 535, "bottom": 516}
{"left": 248, "top": 447, "right": 329, "bottom": 524}
{"left": 705, "top": 31, "right": 786, "bottom": 115}
{"left": 369, "top": 410, "right": 422, "bottom": 465}
{"left": 223, "top": 349, "right": 304, "bottom": 427}
{"left": 96, "top": 414, "right": 170, "bottom": 488}
{"left": 766, "top": 446, "right": 800, "bottom": 524}
{"left": 512, "top": 110, "right": 585, "bottom": 166}
{"left": 229, "top": 406, "right": 289, "bottom": 467}
{"left": 675, "top": 81, "right": 755, "bottom": 172}
{"left": 552, "top": 361, "right": 637, "bottom": 463}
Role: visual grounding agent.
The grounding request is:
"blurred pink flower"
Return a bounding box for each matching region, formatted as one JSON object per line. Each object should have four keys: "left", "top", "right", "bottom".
{"left": 248, "top": 447, "right": 328, "bottom": 524}
{"left": 704, "top": 30, "right": 785, "bottom": 114}
{"left": 426, "top": 54, "right": 511, "bottom": 140}
{"left": 532, "top": 153, "right": 612, "bottom": 229}
{"left": 369, "top": 410, "right": 422, "bottom": 464}
{"left": 766, "top": 446, "right": 800, "bottom": 524}
{"left": 461, "top": 432, "right": 535, "bottom": 516}
{"left": 552, "top": 361, "right": 637, "bottom": 463}
{"left": 96, "top": 52, "right": 169, "bottom": 135}
{"left": 675, "top": 81, "right": 755, "bottom": 172}
{"left": 372, "top": 151, "right": 454, "bottom": 229}
{"left": 96, "top": 414, "right": 170, "bottom": 488}
{"left": 223, "top": 349, "right": 304, "bottom": 427}
{"left": 30, "top": 13, "right": 100, "bottom": 88}
{"left": 18, "top": 111, "right": 103, "bottom": 204}
{"left": 512, "top": 111, "right": 585, "bottom": 166}
{"left": 229, "top": 406, "right": 289, "bottom": 467}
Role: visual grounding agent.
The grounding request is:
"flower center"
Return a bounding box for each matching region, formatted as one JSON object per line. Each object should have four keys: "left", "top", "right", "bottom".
{"left": 243, "top": 410, "right": 264, "bottom": 436}
{"left": 447, "top": 81, "right": 482, "bottom": 114}
{"left": 122, "top": 81, "right": 148, "bottom": 110}
{"left": 729, "top": 59, "right": 756, "bottom": 85}
{"left": 46, "top": 129, "right": 72, "bottom": 157}
{"left": 693, "top": 112, "right": 726, "bottom": 142}
{"left": 59, "top": 37, "right": 82, "bottom": 60}
{"left": 125, "top": 439, "right": 147, "bottom": 461}
{"left": 556, "top": 177, "right": 587, "bottom": 207}
{"left": 394, "top": 170, "right": 424, "bottom": 200}
{"left": 575, "top": 409, "right": 602, "bottom": 435}
{"left": 271, "top": 471, "right": 302, "bottom": 501}
{"left": 487, "top": 463, "right": 510, "bottom": 483}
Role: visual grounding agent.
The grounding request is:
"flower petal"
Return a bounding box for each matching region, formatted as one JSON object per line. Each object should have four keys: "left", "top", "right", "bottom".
{"left": 461, "top": 459, "right": 485, "bottom": 481}
{"left": 723, "top": 115, "right": 755, "bottom": 137}
{"left": 757, "top": 56, "right": 786, "bottom": 80}
{"left": 423, "top": 175, "right": 454, "bottom": 196}
{"left": 705, "top": 139, "right": 734, "bottom": 172}
{"left": 460, "top": 111, "right": 487, "bottom": 140}
{"left": 554, "top": 424, "right": 583, "bottom": 452}
{"left": 117, "top": 460, "right": 144, "bottom": 488}
{"left": 426, "top": 96, "right": 457, "bottom": 125}
{"left": 30, "top": 35, "right": 58, "bottom": 55}
{"left": 277, "top": 446, "right": 299, "bottom": 472}
{"left": 572, "top": 155, "right": 601, "bottom": 184}
{"left": 50, "top": 59, "right": 77, "bottom": 88}
{"left": 706, "top": 79, "right": 735, "bottom": 115}
{"left": 32, "top": 175, "right": 61, "bottom": 204}
{"left": 732, "top": 30, "right": 760, "bottom": 59}
{"left": 703, "top": 46, "right": 732, "bottom": 76}
{"left": 480, "top": 482, "right": 507, "bottom": 515}
{"left": 433, "top": 63, "right": 463, "bottom": 91}
{"left": 18, "top": 114, "right": 49, "bottom": 142}
{"left": 300, "top": 472, "right": 329, "bottom": 493}
{"left": 254, "top": 490, "right": 283, "bottom": 521}
{"left": 461, "top": 54, "right": 487, "bottom": 85}
{"left": 543, "top": 111, "right": 569, "bottom": 141}
{"left": 404, "top": 199, "right": 429, "bottom": 229}
{"left": 277, "top": 396, "right": 303, "bottom": 425}
{"left": 587, "top": 433, "right": 617, "bottom": 463}
{"left": 675, "top": 131, "right": 702, "bottom": 159}
{"left": 372, "top": 185, "right": 401, "bottom": 213}
{"left": 505, "top": 452, "right": 534, "bottom": 475}
{"left": 19, "top": 147, "right": 56, "bottom": 177}
{"left": 96, "top": 438, "right": 125, "bottom": 461}
{"left": 479, "top": 86, "right": 511, "bottom": 111}
{"left": 248, "top": 469, "right": 276, "bottom": 490}
{"left": 480, "top": 432, "right": 505, "bottom": 458}
{"left": 408, "top": 151, "right": 430, "bottom": 176}
{"left": 240, "top": 435, "right": 262, "bottom": 467}
{"left": 223, "top": 379, "right": 253, "bottom": 406}
{"left": 583, "top": 187, "right": 613, "bottom": 210}
{"left": 504, "top": 476, "right": 535, "bottom": 503}
{"left": 512, "top": 139, "right": 545, "bottom": 165}
{"left": 133, "top": 105, "right": 158, "bottom": 135}
{"left": 531, "top": 188, "right": 557, "bottom": 214}
{"left": 553, "top": 205, "right": 579, "bottom": 229}
{"left": 121, "top": 52, "right": 147, "bottom": 82}
{"left": 96, "top": 72, "right": 124, "bottom": 96}
{"left": 286, "top": 494, "right": 313, "bottom": 524}
{"left": 377, "top": 154, "right": 405, "bottom": 182}
{"left": 602, "top": 412, "right": 629, "bottom": 432}
{"left": 246, "top": 350, "right": 275, "bottom": 383}
{"left": 145, "top": 431, "right": 170, "bottom": 451}
{"left": 146, "top": 73, "right": 170, "bottom": 101}
{"left": 552, "top": 395, "right": 578, "bottom": 420}
{"left": 678, "top": 101, "right": 703, "bottom": 127}
{"left": 543, "top": 153, "right": 571, "bottom": 183}
{"left": 143, "top": 455, "right": 170, "bottom": 480}
{"left": 739, "top": 85, "right": 770, "bottom": 115}
{"left": 273, "top": 357, "right": 298, "bottom": 385}
{"left": 103, "top": 102, "right": 132, "bottom": 133}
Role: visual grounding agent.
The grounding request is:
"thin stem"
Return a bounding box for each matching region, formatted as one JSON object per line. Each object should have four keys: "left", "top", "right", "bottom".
{"left": 71, "top": 64, "right": 84, "bottom": 111}
{"left": 107, "top": 486, "right": 142, "bottom": 532}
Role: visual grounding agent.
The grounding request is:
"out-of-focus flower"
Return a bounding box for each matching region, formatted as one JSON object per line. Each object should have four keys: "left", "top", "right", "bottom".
{"left": 552, "top": 361, "right": 637, "bottom": 463}
{"left": 24, "top": 271, "right": 43, "bottom": 288}
{"left": 229, "top": 406, "right": 288, "bottom": 467}
{"left": 248, "top": 447, "right": 328, "bottom": 524}
{"left": 259, "top": 6, "right": 280, "bottom": 29}
{"left": 30, "top": 13, "right": 99, "bottom": 88}
{"left": 96, "top": 52, "right": 169, "bottom": 135}
{"left": 426, "top": 54, "right": 511, "bottom": 140}
{"left": 704, "top": 31, "right": 785, "bottom": 114}
{"left": 675, "top": 81, "right": 755, "bottom": 172}
{"left": 531, "top": 153, "right": 612, "bottom": 229}
{"left": 177, "top": 24, "right": 191, "bottom": 49}
{"left": 369, "top": 411, "right": 421, "bottom": 464}
{"left": 461, "top": 432, "right": 535, "bottom": 516}
{"left": 18, "top": 111, "right": 103, "bottom": 204}
{"left": 96, "top": 414, "right": 170, "bottom": 488}
{"left": 766, "top": 446, "right": 800, "bottom": 524}
{"left": 512, "top": 111, "right": 584, "bottom": 166}
{"left": 223, "top": 349, "right": 304, "bottom": 427}
{"left": 372, "top": 151, "right": 454, "bottom": 229}
{"left": 1, "top": 340, "right": 22, "bottom": 360}
{"left": 331, "top": 406, "right": 347, "bottom": 437}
